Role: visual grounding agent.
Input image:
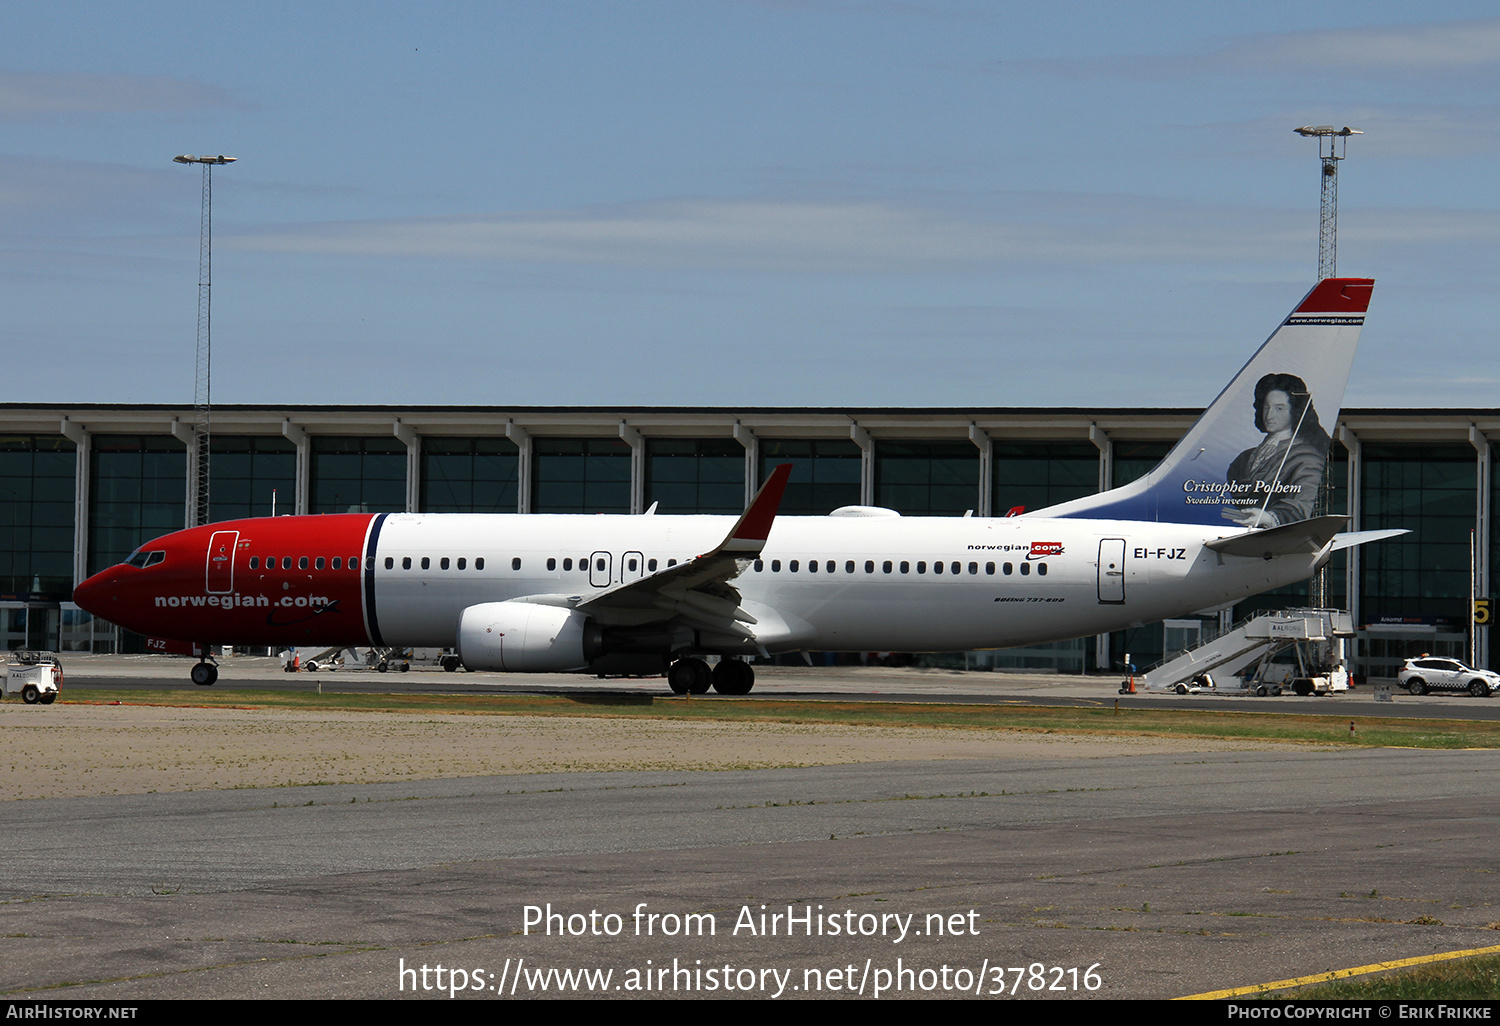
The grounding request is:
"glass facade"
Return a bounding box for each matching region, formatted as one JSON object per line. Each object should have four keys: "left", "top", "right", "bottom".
{"left": 1111, "top": 441, "right": 1174, "bottom": 489}
{"left": 874, "top": 441, "right": 979, "bottom": 516}
{"left": 646, "top": 439, "right": 743, "bottom": 514}
{"left": 421, "top": 438, "right": 519, "bottom": 513}
{"left": 1361, "top": 445, "right": 1474, "bottom": 624}
{"left": 759, "top": 439, "right": 862, "bottom": 515}
{"left": 0, "top": 436, "right": 75, "bottom": 598}
{"left": 992, "top": 442, "right": 1097, "bottom": 516}
{"left": 209, "top": 436, "right": 296, "bottom": 523}
{"left": 311, "top": 437, "right": 407, "bottom": 514}
{"left": 532, "top": 438, "right": 632, "bottom": 513}
{"left": 89, "top": 435, "right": 185, "bottom": 576}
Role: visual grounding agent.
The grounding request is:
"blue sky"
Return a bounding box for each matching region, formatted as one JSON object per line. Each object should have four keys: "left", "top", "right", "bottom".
{"left": 3, "top": 1, "right": 1498, "bottom": 409}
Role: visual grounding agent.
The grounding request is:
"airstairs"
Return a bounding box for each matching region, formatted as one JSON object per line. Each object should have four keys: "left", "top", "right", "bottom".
{"left": 1135, "top": 608, "right": 1354, "bottom": 694}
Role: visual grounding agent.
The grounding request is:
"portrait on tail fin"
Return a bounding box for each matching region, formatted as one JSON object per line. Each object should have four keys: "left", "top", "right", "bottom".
{"left": 1222, "top": 372, "right": 1331, "bottom": 529}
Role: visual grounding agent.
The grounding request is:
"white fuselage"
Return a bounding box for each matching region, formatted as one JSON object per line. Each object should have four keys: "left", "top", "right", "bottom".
{"left": 369, "top": 513, "right": 1315, "bottom": 652}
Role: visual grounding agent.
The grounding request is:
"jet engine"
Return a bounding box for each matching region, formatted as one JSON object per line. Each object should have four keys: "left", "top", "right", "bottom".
{"left": 456, "top": 601, "right": 604, "bottom": 672}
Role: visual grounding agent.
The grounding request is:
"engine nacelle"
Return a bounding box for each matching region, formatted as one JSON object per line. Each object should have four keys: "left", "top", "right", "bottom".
{"left": 457, "top": 601, "right": 603, "bottom": 672}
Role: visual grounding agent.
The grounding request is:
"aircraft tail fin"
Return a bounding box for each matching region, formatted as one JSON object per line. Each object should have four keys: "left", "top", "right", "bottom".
{"left": 1032, "top": 278, "right": 1373, "bottom": 527}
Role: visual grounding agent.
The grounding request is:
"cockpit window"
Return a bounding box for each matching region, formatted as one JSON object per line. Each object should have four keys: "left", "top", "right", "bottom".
{"left": 124, "top": 549, "right": 165, "bottom": 569}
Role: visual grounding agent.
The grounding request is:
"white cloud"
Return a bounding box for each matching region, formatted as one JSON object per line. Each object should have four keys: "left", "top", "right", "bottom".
{"left": 1233, "top": 17, "right": 1500, "bottom": 72}
{"left": 0, "top": 71, "right": 229, "bottom": 118}
{"left": 234, "top": 196, "right": 1319, "bottom": 272}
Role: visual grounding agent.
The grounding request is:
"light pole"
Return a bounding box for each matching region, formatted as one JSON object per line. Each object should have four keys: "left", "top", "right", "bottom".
{"left": 172, "top": 154, "right": 236, "bottom": 528}
{"left": 1293, "top": 126, "right": 1360, "bottom": 280}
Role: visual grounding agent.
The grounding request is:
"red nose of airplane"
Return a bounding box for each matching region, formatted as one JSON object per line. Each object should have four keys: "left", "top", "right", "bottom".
{"left": 72, "top": 567, "right": 118, "bottom": 617}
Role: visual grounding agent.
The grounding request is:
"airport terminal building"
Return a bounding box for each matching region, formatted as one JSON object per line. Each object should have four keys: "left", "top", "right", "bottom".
{"left": 1, "top": 402, "right": 1490, "bottom": 677}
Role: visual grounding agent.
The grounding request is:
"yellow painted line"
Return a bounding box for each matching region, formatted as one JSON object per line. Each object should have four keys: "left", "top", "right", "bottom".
{"left": 1176, "top": 943, "right": 1500, "bottom": 1000}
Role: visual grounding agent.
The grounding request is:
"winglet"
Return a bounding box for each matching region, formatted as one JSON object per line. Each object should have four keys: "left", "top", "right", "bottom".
{"left": 715, "top": 463, "right": 792, "bottom": 556}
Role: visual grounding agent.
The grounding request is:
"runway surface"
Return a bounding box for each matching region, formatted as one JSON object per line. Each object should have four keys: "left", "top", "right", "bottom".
{"left": 3, "top": 729, "right": 1498, "bottom": 999}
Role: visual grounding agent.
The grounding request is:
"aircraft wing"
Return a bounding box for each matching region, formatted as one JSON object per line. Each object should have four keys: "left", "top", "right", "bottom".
{"left": 575, "top": 464, "right": 792, "bottom": 633}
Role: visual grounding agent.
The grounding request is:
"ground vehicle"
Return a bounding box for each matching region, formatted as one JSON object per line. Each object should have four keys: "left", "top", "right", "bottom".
{"left": 1398, "top": 657, "right": 1499, "bottom": 697}
{"left": 3, "top": 651, "right": 62, "bottom": 704}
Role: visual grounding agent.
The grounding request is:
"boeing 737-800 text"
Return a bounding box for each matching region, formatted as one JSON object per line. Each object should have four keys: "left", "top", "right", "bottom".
{"left": 73, "top": 278, "right": 1395, "bottom": 694}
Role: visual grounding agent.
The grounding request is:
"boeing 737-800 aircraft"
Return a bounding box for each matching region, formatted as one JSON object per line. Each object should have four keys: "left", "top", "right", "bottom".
{"left": 74, "top": 278, "right": 1395, "bottom": 693}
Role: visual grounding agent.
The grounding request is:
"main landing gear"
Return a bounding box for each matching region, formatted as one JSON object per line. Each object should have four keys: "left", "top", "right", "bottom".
{"left": 667, "top": 657, "right": 755, "bottom": 696}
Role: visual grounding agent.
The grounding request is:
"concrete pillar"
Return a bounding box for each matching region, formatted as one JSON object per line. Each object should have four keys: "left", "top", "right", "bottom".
{"left": 733, "top": 422, "right": 758, "bottom": 507}
{"left": 60, "top": 418, "right": 88, "bottom": 587}
{"left": 505, "top": 421, "right": 531, "bottom": 513}
{"left": 1089, "top": 423, "right": 1113, "bottom": 670}
{"left": 968, "top": 423, "right": 992, "bottom": 517}
{"left": 169, "top": 418, "right": 196, "bottom": 528}
{"left": 1472, "top": 426, "right": 1491, "bottom": 668}
{"left": 281, "top": 419, "right": 308, "bottom": 515}
{"left": 393, "top": 419, "right": 419, "bottom": 513}
{"left": 619, "top": 422, "right": 644, "bottom": 514}
{"left": 1337, "top": 426, "right": 1361, "bottom": 634}
{"left": 850, "top": 423, "right": 873, "bottom": 506}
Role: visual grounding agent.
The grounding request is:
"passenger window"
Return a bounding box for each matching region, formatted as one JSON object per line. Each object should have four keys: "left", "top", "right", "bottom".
{"left": 934, "top": 561, "right": 943, "bottom": 575}
{"left": 627, "top": 558, "right": 638, "bottom": 572}
{"left": 808, "top": 560, "right": 816, "bottom": 573}
{"left": 668, "top": 559, "right": 677, "bottom": 566}
{"left": 384, "top": 557, "right": 394, "bottom": 570}
{"left": 900, "top": 561, "right": 909, "bottom": 574}
{"left": 826, "top": 561, "right": 835, "bottom": 573}
{"left": 513, "top": 558, "right": 523, "bottom": 571}
{"left": 882, "top": 561, "right": 892, "bottom": 574}
{"left": 754, "top": 560, "right": 764, "bottom": 572}
{"left": 421, "top": 557, "right": 430, "bottom": 570}
{"left": 315, "top": 557, "right": 325, "bottom": 570}
{"left": 772, "top": 560, "right": 781, "bottom": 572}
{"left": 547, "top": 558, "right": 557, "bottom": 571}
{"left": 476, "top": 558, "right": 485, "bottom": 570}
{"left": 1020, "top": 562, "right": 1030, "bottom": 576}
{"left": 951, "top": 562, "right": 960, "bottom": 575}
{"left": 563, "top": 558, "right": 573, "bottom": 571}
{"left": 1003, "top": 563, "right": 1013, "bottom": 575}
{"left": 298, "top": 557, "right": 308, "bottom": 570}
{"left": 282, "top": 557, "right": 293, "bottom": 570}
{"left": 917, "top": 561, "right": 927, "bottom": 574}
{"left": 986, "top": 562, "right": 995, "bottom": 575}
{"left": 648, "top": 559, "right": 658, "bottom": 572}
{"left": 864, "top": 561, "right": 874, "bottom": 573}
{"left": 249, "top": 557, "right": 259, "bottom": 569}
{"left": 403, "top": 557, "right": 412, "bottom": 570}
{"left": 441, "top": 557, "right": 450, "bottom": 570}
{"left": 458, "top": 558, "right": 466, "bottom": 570}
{"left": 1038, "top": 562, "right": 1048, "bottom": 576}
{"left": 790, "top": 560, "right": 800, "bottom": 572}
{"left": 331, "top": 557, "right": 341, "bottom": 570}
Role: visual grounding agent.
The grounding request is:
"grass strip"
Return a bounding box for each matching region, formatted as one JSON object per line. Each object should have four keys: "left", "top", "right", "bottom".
{"left": 61, "top": 689, "right": 1500, "bottom": 750}
{"left": 1271, "top": 952, "right": 1500, "bottom": 1000}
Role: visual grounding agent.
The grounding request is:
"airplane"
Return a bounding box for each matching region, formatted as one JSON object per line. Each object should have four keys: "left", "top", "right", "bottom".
{"left": 73, "top": 277, "right": 1399, "bottom": 694}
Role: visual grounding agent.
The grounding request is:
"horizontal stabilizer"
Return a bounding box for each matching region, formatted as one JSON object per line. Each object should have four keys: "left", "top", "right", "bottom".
{"left": 1205, "top": 515, "right": 1347, "bottom": 559}
{"left": 1330, "top": 528, "right": 1410, "bottom": 552}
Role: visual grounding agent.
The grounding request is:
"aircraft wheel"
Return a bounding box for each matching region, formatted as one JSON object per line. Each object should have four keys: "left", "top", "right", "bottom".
{"left": 39, "top": 693, "right": 56, "bottom": 705}
{"left": 1469, "top": 679, "right": 1490, "bottom": 697}
{"left": 668, "top": 658, "right": 712, "bottom": 695}
{"left": 712, "top": 659, "right": 755, "bottom": 695}
{"left": 1406, "top": 677, "right": 1426, "bottom": 696}
{"left": 190, "top": 662, "right": 218, "bottom": 687}
{"left": 21, "top": 684, "right": 39, "bottom": 704}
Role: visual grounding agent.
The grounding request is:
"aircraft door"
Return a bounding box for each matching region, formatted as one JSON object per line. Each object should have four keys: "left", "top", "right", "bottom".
{"left": 589, "top": 550, "right": 612, "bottom": 588}
{"left": 620, "top": 551, "right": 645, "bottom": 583}
{"left": 1097, "top": 538, "right": 1126, "bottom": 604}
{"left": 206, "top": 531, "right": 240, "bottom": 594}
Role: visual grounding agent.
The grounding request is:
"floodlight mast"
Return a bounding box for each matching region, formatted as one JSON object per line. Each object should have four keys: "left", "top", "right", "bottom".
{"left": 172, "top": 154, "right": 236, "bottom": 528}
{"left": 1293, "top": 126, "right": 1360, "bottom": 280}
